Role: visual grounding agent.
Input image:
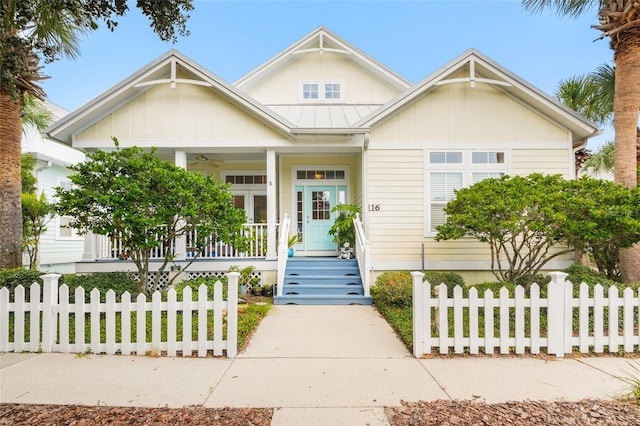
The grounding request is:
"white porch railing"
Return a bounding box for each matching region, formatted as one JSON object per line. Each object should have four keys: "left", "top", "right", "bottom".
{"left": 94, "top": 223, "right": 268, "bottom": 260}
{"left": 353, "top": 213, "right": 370, "bottom": 297}
{"left": 276, "top": 214, "right": 290, "bottom": 297}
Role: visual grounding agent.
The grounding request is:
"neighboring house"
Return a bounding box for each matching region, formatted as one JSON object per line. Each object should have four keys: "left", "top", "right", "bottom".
{"left": 22, "top": 101, "right": 86, "bottom": 274}
{"left": 47, "top": 27, "right": 599, "bottom": 290}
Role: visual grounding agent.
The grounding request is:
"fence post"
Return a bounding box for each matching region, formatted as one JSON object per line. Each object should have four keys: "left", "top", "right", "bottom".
{"left": 41, "top": 273, "right": 61, "bottom": 352}
{"left": 226, "top": 272, "right": 239, "bottom": 358}
{"left": 411, "top": 271, "right": 425, "bottom": 358}
{"left": 547, "top": 271, "right": 569, "bottom": 357}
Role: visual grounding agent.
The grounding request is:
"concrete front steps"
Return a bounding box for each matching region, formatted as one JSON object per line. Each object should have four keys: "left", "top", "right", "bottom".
{"left": 274, "top": 257, "right": 372, "bottom": 305}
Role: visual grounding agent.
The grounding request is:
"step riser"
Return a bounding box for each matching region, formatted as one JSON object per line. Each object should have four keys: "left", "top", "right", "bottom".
{"left": 274, "top": 296, "right": 373, "bottom": 305}
{"left": 282, "top": 288, "right": 364, "bottom": 296}
{"left": 284, "top": 278, "right": 362, "bottom": 285}
{"left": 280, "top": 258, "right": 368, "bottom": 305}
{"left": 286, "top": 260, "right": 357, "bottom": 268}
{"left": 286, "top": 268, "right": 359, "bottom": 276}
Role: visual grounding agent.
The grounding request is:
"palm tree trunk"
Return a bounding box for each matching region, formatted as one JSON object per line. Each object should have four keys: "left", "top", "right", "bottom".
{"left": 0, "top": 84, "right": 24, "bottom": 269}
{"left": 613, "top": 27, "right": 640, "bottom": 283}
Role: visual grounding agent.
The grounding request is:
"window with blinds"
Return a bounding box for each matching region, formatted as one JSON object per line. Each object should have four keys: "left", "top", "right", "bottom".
{"left": 427, "top": 151, "right": 508, "bottom": 234}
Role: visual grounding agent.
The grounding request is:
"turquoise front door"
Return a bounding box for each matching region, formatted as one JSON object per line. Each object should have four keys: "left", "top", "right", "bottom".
{"left": 305, "top": 186, "right": 337, "bottom": 251}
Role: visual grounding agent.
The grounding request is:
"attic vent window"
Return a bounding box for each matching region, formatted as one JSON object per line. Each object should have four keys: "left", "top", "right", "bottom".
{"left": 300, "top": 81, "right": 343, "bottom": 102}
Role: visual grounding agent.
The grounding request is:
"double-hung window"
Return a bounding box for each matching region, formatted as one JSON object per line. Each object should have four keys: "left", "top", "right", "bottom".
{"left": 427, "top": 150, "right": 509, "bottom": 234}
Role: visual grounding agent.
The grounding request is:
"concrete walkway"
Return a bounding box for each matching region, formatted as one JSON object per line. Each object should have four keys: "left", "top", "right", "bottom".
{"left": 0, "top": 305, "right": 636, "bottom": 425}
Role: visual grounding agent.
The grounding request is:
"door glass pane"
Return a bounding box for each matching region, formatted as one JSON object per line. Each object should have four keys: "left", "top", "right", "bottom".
{"left": 233, "top": 195, "right": 245, "bottom": 209}
{"left": 296, "top": 189, "right": 304, "bottom": 243}
{"left": 253, "top": 195, "right": 267, "bottom": 223}
{"left": 312, "top": 191, "right": 331, "bottom": 220}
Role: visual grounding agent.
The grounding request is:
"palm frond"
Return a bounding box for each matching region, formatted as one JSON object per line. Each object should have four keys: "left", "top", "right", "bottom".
{"left": 20, "top": 93, "right": 53, "bottom": 132}
{"left": 555, "top": 74, "right": 612, "bottom": 125}
{"left": 583, "top": 141, "right": 615, "bottom": 173}
{"left": 521, "top": 0, "right": 599, "bottom": 18}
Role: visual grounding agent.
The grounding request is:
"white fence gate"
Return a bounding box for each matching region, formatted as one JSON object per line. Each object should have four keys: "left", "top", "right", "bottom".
{"left": 0, "top": 273, "right": 239, "bottom": 358}
{"left": 412, "top": 271, "right": 640, "bottom": 358}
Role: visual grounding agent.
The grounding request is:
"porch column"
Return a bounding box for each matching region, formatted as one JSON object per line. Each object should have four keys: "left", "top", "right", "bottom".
{"left": 266, "top": 149, "right": 277, "bottom": 260}
{"left": 82, "top": 231, "right": 97, "bottom": 261}
{"left": 173, "top": 150, "right": 187, "bottom": 260}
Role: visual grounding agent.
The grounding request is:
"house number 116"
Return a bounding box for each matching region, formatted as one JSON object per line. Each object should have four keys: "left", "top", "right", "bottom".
{"left": 368, "top": 204, "right": 381, "bottom": 211}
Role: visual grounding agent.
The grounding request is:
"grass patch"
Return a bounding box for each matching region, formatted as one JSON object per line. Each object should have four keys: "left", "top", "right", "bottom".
{"left": 237, "top": 301, "right": 271, "bottom": 351}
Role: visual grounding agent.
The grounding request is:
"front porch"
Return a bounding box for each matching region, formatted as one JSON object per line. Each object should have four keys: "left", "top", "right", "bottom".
{"left": 74, "top": 214, "right": 372, "bottom": 304}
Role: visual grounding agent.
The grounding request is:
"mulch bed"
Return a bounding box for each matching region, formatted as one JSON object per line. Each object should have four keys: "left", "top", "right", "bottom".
{"left": 0, "top": 404, "right": 272, "bottom": 426}
{"left": 386, "top": 399, "right": 640, "bottom": 425}
{"left": 2, "top": 400, "right": 640, "bottom": 425}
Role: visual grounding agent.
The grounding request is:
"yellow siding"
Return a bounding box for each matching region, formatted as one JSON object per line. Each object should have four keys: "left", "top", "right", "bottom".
{"left": 76, "top": 84, "right": 283, "bottom": 143}
{"left": 367, "top": 150, "right": 424, "bottom": 260}
{"left": 370, "top": 81, "right": 567, "bottom": 145}
{"left": 247, "top": 51, "right": 400, "bottom": 105}
{"left": 512, "top": 149, "right": 570, "bottom": 177}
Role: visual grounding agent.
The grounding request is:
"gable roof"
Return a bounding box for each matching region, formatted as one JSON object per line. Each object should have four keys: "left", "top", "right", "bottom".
{"left": 234, "top": 26, "right": 411, "bottom": 93}
{"left": 47, "top": 50, "right": 296, "bottom": 143}
{"left": 356, "top": 49, "right": 600, "bottom": 143}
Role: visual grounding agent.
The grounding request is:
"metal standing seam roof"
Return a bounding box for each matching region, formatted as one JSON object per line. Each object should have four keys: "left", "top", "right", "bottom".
{"left": 266, "top": 104, "right": 381, "bottom": 128}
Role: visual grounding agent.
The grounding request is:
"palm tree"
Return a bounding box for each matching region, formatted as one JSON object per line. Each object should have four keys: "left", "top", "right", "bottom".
{"left": 523, "top": 0, "right": 640, "bottom": 283}
{"left": 0, "top": 1, "right": 193, "bottom": 269}
{"left": 0, "top": 4, "right": 84, "bottom": 269}
{"left": 583, "top": 141, "right": 615, "bottom": 174}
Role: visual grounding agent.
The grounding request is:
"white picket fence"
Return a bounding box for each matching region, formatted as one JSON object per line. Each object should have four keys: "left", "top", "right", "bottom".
{"left": 0, "top": 273, "right": 239, "bottom": 358}
{"left": 412, "top": 271, "right": 640, "bottom": 358}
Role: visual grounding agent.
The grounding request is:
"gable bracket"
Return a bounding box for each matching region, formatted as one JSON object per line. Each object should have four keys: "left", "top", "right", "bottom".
{"left": 133, "top": 58, "right": 214, "bottom": 89}
{"left": 291, "top": 32, "right": 351, "bottom": 56}
{"left": 434, "top": 58, "right": 512, "bottom": 88}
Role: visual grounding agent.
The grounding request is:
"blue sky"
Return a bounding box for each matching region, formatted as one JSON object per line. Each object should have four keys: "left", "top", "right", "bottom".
{"left": 42, "top": 0, "right": 614, "bottom": 149}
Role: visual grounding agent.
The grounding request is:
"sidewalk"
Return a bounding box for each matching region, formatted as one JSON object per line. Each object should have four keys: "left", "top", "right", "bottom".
{"left": 0, "top": 305, "right": 634, "bottom": 425}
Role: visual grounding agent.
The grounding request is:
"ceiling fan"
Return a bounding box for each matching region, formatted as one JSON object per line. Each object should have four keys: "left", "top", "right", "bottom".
{"left": 188, "top": 154, "right": 221, "bottom": 167}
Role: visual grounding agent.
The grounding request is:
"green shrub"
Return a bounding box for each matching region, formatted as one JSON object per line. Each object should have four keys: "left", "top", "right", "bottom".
{"left": 371, "top": 271, "right": 413, "bottom": 307}
{"left": 467, "top": 281, "right": 520, "bottom": 297}
{"left": 563, "top": 264, "right": 614, "bottom": 287}
{"left": 562, "top": 264, "right": 639, "bottom": 297}
{"left": 63, "top": 272, "right": 139, "bottom": 302}
{"left": 0, "top": 268, "right": 44, "bottom": 299}
{"left": 171, "top": 276, "right": 228, "bottom": 301}
{"left": 424, "top": 271, "right": 465, "bottom": 297}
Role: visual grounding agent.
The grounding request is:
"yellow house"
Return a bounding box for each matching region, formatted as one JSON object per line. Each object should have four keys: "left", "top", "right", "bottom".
{"left": 48, "top": 27, "right": 599, "bottom": 304}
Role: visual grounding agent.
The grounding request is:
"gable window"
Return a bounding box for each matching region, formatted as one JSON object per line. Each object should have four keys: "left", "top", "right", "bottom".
{"left": 302, "top": 83, "right": 319, "bottom": 100}
{"left": 427, "top": 151, "right": 509, "bottom": 234}
{"left": 324, "top": 83, "right": 341, "bottom": 99}
{"left": 300, "top": 81, "right": 343, "bottom": 102}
